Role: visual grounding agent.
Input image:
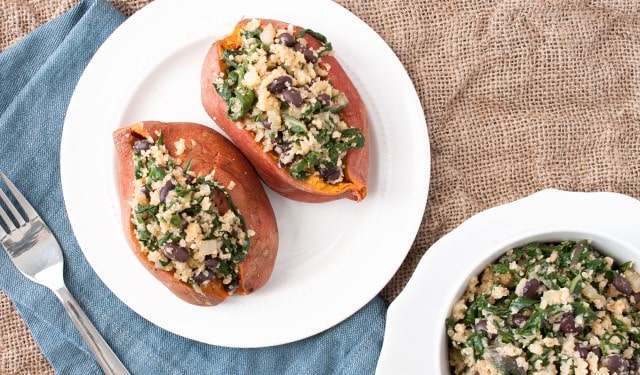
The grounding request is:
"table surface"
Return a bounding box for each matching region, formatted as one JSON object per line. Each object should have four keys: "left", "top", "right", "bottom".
{"left": 2, "top": 0, "right": 640, "bottom": 373}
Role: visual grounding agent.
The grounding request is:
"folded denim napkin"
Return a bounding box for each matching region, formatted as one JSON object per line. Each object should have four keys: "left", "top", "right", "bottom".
{"left": 0, "top": 0, "right": 387, "bottom": 373}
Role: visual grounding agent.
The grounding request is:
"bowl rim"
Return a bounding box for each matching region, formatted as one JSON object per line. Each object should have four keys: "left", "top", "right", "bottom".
{"left": 437, "top": 227, "right": 640, "bottom": 373}
{"left": 376, "top": 189, "right": 640, "bottom": 375}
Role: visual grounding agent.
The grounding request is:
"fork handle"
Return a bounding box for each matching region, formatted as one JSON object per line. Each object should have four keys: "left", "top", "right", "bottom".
{"left": 54, "top": 287, "right": 130, "bottom": 375}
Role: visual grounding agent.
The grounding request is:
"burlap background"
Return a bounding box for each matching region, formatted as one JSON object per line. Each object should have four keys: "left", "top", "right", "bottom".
{"left": 2, "top": 0, "right": 640, "bottom": 373}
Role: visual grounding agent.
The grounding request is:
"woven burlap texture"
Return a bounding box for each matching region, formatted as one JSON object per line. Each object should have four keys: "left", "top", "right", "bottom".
{"left": 3, "top": 0, "right": 640, "bottom": 373}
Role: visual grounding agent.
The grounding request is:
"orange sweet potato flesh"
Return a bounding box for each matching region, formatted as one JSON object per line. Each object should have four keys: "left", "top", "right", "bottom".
{"left": 113, "top": 121, "right": 278, "bottom": 306}
{"left": 201, "top": 18, "right": 369, "bottom": 203}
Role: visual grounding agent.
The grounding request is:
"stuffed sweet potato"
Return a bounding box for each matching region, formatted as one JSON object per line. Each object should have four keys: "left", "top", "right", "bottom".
{"left": 113, "top": 121, "right": 278, "bottom": 306}
{"left": 201, "top": 18, "right": 369, "bottom": 203}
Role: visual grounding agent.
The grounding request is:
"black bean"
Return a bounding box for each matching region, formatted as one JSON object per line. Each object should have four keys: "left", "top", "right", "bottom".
{"left": 292, "top": 42, "right": 317, "bottom": 63}
{"left": 317, "top": 93, "right": 331, "bottom": 106}
{"left": 472, "top": 319, "right": 495, "bottom": 339}
{"left": 271, "top": 134, "right": 292, "bottom": 167}
{"left": 276, "top": 143, "right": 291, "bottom": 155}
{"left": 628, "top": 360, "right": 639, "bottom": 373}
{"left": 575, "top": 345, "right": 603, "bottom": 360}
{"left": 225, "top": 279, "right": 239, "bottom": 293}
{"left": 522, "top": 278, "right": 540, "bottom": 298}
{"left": 303, "top": 48, "right": 318, "bottom": 63}
{"left": 575, "top": 344, "right": 590, "bottom": 359}
{"left": 193, "top": 269, "right": 215, "bottom": 284}
{"left": 133, "top": 139, "right": 152, "bottom": 151}
{"left": 498, "top": 357, "right": 525, "bottom": 375}
{"left": 272, "top": 131, "right": 284, "bottom": 144}
{"left": 163, "top": 242, "right": 189, "bottom": 262}
{"left": 273, "top": 132, "right": 291, "bottom": 154}
{"left": 510, "top": 313, "right": 527, "bottom": 328}
{"left": 273, "top": 132, "right": 292, "bottom": 166}
{"left": 159, "top": 180, "right": 175, "bottom": 202}
{"left": 204, "top": 257, "right": 219, "bottom": 269}
{"left": 602, "top": 355, "right": 629, "bottom": 374}
{"left": 282, "top": 87, "right": 303, "bottom": 107}
{"left": 559, "top": 312, "right": 581, "bottom": 334}
{"left": 319, "top": 166, "right": 341, "bottom": 182}
{"left": 140, "top": 185, "right": 150, "bottom": 199}
{"left": 632, "top": 292, "right": 640, "bottom": 304}
{"left": 474, "top": 319, "right": 488, "bottom": 332}
{"left": 293, "top": 42, "right": 306, "bottom": 52}
{"left": 275, "top": 32, "right": 295, "bottom": 47}
{"left": 184, "top": 174, "right": 194, "bottom": 185}
{"left": 613, "top": 275, "right": 633, "bottom": 295}
{"left": 267, "top": 75, "right": 292, "bottom": 94}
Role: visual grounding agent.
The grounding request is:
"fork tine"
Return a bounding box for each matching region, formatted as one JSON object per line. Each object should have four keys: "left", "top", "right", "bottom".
{"left": 0, "top": 202, "right": 14, "bottom": 234}
{"left": 0, "top": 188, "right": 20, "bottom": 231}
{"left": 0, "top": 220, "right": 6, "bottom": 238}
{"left": 0, "top": 172, "right": 38, "bottom": 221}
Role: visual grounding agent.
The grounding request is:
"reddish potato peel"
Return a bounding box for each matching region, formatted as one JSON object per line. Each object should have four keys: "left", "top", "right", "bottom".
{"left": 113, "top": 121, "right": 278, "bottom": 306}
{"left": 201, "top": 18, "right": 369, "bottom": 203}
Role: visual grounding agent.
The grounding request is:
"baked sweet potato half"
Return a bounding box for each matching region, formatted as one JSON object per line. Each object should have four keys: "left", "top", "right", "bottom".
{"left": 113, "top": 121, "right": 278, "bottom": 306}
{"left": 201, "top": 18, "right": 369, "bottom": 203}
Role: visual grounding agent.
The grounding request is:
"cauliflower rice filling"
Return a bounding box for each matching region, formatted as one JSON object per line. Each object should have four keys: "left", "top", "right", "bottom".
{"left": 129, "top": 132, "right": 253, "bottom": 294}
{"left": 214, "top": 19, "right": 365, "bottom": 184}
{"left": 447, "top": 240, "right": 640, "bottom": 375}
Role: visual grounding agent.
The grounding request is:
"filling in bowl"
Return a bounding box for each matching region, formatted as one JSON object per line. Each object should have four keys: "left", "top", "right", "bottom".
{"left": 447, "top": 240, "right": 640, "bottom": 375}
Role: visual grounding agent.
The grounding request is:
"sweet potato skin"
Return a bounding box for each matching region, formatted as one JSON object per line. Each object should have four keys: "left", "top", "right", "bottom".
{"left": 113, "top": 121, "right": 278, "bottom": 306}
{"left": 201, "top": 18, "right": 369, "bottom": 203}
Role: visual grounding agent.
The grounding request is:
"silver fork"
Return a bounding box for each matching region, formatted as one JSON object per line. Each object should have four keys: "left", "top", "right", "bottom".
{"left": 0, "top": 172, "right": 130, "bottom": 375}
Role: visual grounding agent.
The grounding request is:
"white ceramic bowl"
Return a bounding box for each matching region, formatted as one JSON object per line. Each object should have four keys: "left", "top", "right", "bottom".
{"left": 375, "top": 189, "right": 640, "bottom": 374}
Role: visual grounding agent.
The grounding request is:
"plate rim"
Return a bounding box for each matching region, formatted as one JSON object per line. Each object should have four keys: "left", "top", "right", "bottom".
{"left": 60, "top": 0, "right": 430, "bottom": 347}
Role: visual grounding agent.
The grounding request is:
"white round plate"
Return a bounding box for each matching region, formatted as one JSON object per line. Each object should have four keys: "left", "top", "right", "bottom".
{"left": 60, "top": 0, "right": 429, "bottom": 347}
{"left": 375, "top": 189, "right": 640, "bottom": 373}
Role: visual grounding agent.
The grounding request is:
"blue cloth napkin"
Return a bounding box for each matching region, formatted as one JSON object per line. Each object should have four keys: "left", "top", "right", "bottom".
{"left": 0, "top": 1, "right": 387, "bottom": 374}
